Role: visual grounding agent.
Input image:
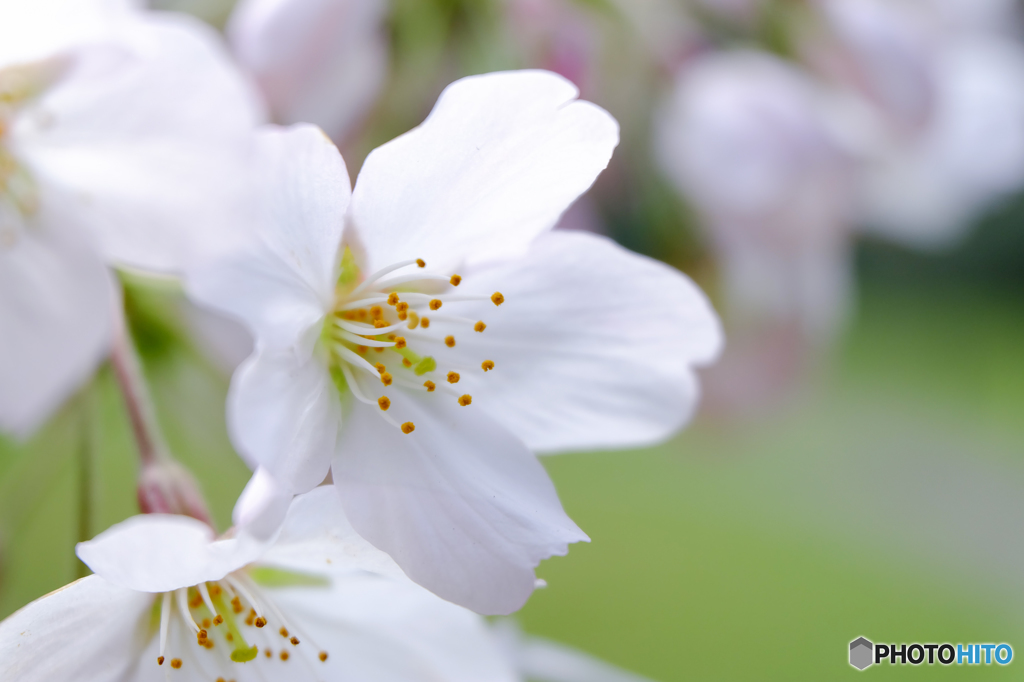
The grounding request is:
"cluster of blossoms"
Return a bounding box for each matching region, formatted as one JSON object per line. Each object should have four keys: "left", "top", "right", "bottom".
{"left": 0, "top": 0, "right": 722, "bottom": 679}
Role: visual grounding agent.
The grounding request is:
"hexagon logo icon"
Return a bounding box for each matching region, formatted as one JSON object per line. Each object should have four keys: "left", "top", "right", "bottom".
{"left": 850, "top": 637, "right": 874, "bottom": 670}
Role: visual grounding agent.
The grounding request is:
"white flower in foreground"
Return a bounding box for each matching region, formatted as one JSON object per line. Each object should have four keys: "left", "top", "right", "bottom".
{"left": 0, "top": 487, "right": 521, "bottom": 682}
{"left": 0, "top": 0, "right": 263, "bottom": 435}
{"left": 228, "top": 0, "right": 388, "bottom": 142}
{"left": 189, "top": 70, "right": 722, "bottom": 614}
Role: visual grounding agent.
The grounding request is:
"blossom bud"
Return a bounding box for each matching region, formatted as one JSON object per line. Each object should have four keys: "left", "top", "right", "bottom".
{"left": 137, "top": 459, "right": 213, "bottom": 526}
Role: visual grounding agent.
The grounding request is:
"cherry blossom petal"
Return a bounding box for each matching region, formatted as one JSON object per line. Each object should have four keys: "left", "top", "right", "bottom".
{"left": 233, "top": 467, "right": 293, "bottom": 541}
{"left": 14, "top": 12, "right": 265, "bottom": 273}
{"left": 186, "top": 124, "right": 349, "bottom": 353}
{"left": 272, "top": 573, "right": 519, "bottom": 682}
{"left": 0, "top": 225, "right": 112, "bottom": 437}
{"left": 228, "top": 0, "right": 388, "bottom": 141}
{"left": 0, "top": 576, "right": 151, "bottom": 682}
{"left": 332, "top": 393, "right": 587, "bottom": 615}
{"left": 440, "top": 231, "right": 723, "bottom": 453}
{"left": 348, "top": 69, "right": 619, "bottom": 272}
{"left": 76, "top": 514, "right": 267, "bottom": 593}
{"left": 228, "top": 349, "right": 340, "bottom": 494}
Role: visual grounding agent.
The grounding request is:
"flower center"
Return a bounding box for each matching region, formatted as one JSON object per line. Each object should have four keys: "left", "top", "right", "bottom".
{"left": 152, "top": 568, "right": 330, "bottom": 675}
{"left": 0, "top": 61, "right": 55, "bottom": 250}
{"left": 321, "top": 251, "right": 503, "bottom": 434}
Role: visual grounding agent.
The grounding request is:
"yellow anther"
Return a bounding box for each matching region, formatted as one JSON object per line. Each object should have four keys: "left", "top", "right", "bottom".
{"left": 450, "top": 274, "right": 462, "bottom": 286}
{"left": 280, "top": 651, "right": 290, "bottom": 661}
{"left": 357, "top": 345, "right": 368, "bottom": 354}
{"left": 395, "top": 337, "right": 407, "bottom": 349}
{"left": 398, "top": 310, "right": 408, "bottom": 321}
{"left": 381, "top": 372, "right": 393, "bottom": 386}
{"left": 157, "top": 656, "right": 165, "bottom": 666}
{"left": 429, "top": 299, "right": 442, "bottom": 310}
{"left": 373, "top": 319, "right": 388, "bottom": 329}
{"left": 407, "top": 312, "right": 420, "bottom": 329}
{"left": 231, "top": 597, "right": 243, "bottom": 614}
{"left": 204, "top": 640, "right": 215, "bottom": 649}
{"left": 280, "top": 628, "right": 289, "bottom": 638}
{"left": 213, "top": 614, "right": 224, "bottom": 626}
{"left": 402, "top": 358, "right": 412, "bottom": 367}
{"left": 396, "top": 301, "right": 409, "bottom": 313}
{"left": 387, "top": 292, "right": 399, "bottom": 306}
{"left": 416, "top": 259, "right": 426, "bottom": 268}
{"left": 421, "top": 317, "right": 431, "bottom": 328}
{"left": 378, "top": 396, "right": 391, "bottom": 411}
{"left": 375, "top": 362, "right": 386, "bottom": 374}
{"left": 210, "top": 585, "right": 222, "bottom": 597}
{"left": 370, "top": 306, "right": 383, "bottom": 319}
{"left": 170, "top": 659, "right": 182, "bottom": 669}
{"left": 254, "top": 616, "right": 266, "bottom": 628}
{"left": 482, "top": 360, "right": 495, "bottom": 372}
{"left": 374, "top": 347, "right": 385, "bottom": 353}
{"left": 290, "top": 637, "right": 300, "bottom": 646}
{"left": 401, "top": 422, "right": 415, "bottom": 434}
{"left": 474, "top": 321, "right": 486, "bottom": 332}
{"left": 320, "top": 652, "right": 329, "bottom": 662}
{"left": 226, "top": 633, "right": 234, "bottom": 642}
{"left": 387, "top": 334, "right": 396, "bottom": 341}
{"left": 265, "top": 650, "right": 273, "bottom": 658}
{"left": 491, "top": 292, "right": 504, "bottom": 306}
{"left": 424, "top": 381, "right": 436, "bottom": 392}
{"left": 445, "top": 336, "right": 456, "bottom": 347}
{"left": 356, "top": 309, "right": 368, "bottom": 320}
{"left": 458, "top": 394, "right": 473, "bottom": 406}
{"left": 447, "top": 371, "right": 460, "bottom": 384}
{"left": 197, "top": 629, "right": 208, "bottom": 643}
{"left": 202, "top": 618, "right": 211, "bottom": 628}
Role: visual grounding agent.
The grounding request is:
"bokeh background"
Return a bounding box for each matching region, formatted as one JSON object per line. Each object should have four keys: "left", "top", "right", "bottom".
{"left": 3, "top": 0, "right": 1024, "bottom": 678}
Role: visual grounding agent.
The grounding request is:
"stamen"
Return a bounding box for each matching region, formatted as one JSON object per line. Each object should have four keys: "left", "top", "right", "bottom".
{"left": 280, "top": 652, "right": 290, "bottom": 661}
{"left": 333, "top": 328, "right": 395, "bottom": 348}
{"left": 375, "top": 363, "right": 386, "bottom": 374}
{"left": 445, "top": 336, "right": 456, "bottom": 348}
{"left": 170, "top": 659, "right": 182, "bottom": 669}
{"left": 320, "top": 652, "right": 329, "bottom": 662}
{"left": 491, "top": 292, "right": 504, "bottom": 306}
{"left": 401, "top": 422, "right": 415, "bottom": 434}
{"left": 280, "top": 628, "right": 289, "bottom": 638}
{"left": 429, "top": 299, "right": 442, "bottom": 310}
{"left": 447, "top": 372, "right": 460, "bottom": 384}
{"left": 350, "top": 259, "right": 420, "bottom": 295}
{"left": 458, "top": 395, "right": 473, "bottom": 406}
{"left": 474, "top": 321, "right": 486, "bottom": 332}
{"left": 394, "top": 337, "right": 407, "bottom": 349}
{"left": 396, "top": 302, "right": 409, "bottom": 313}
{"left": 370, "top": 306, "right": 383, "bottom": 320}
{"left": 159, "top": 592, "right": 171, "bottom": 660}
{"left": 421, "top": 317, "right": 431, "bottom": 329}
{"left": 416, "top": 259, "right": 425, "bottom": 268}
{"left": 482, "top": 360, "right": 495, "bottom": 372}
{"left": 450, "top": 274, "right": 462, "bottom": 286}
{"left": 424, "top": 381, "right": 436, "bottom": 392}
{"left": 290, "top": 637, "right": 300, "bottom": 646}
{"left": 255, "top": 616, "right": 267, "bottom": 628}
{"left": 157, "top": 656, "right": 165, "bottom": 666}
{"left": 402, "top": 359, "right": 412, "bottom": 367}
{"left": 334, "top": 296, "right": 388, "bottom": 312}
{"left": 373, "top": 320, "right": 388, "bottom": 329}
{"left": 397, "top": 310, "right": 408, "bottom": 321}
{"left": 380, "top": 372, "right": 393, "bottom": 386}
{"left": 331, "top": 344, "right": 379, "bottom": 377}
{"left": 340, "top": 364, "right": 376, "bottom": 406}
{"left": 176, "top": 589, "right": 201, "bottom": 634}
{"left": 387, "top": 292, "right": 399, "bottom": 306}
{"left": 373, "top": 273, "right": 451, "bottom": 290}
{"left": 378, "top": 396, "right": 391, "bottom": 411}
{"left": 197, "top": 582, "right": 218, "bottom": 620}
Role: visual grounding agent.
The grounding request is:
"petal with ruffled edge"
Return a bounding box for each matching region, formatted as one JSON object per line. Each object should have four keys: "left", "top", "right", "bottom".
{"left": 422, "top": 230, "right": 723, "bottom": 453}
{"left": 347, "top": 69, "right": 619, "bottom": 273}
{"left": 332, "top": 392, "right": 587, "bottom": 615}
{"left": 228, "top": 349, "right": 340, "bottom": 495}
{"left": 14, "top": 12, "right": 265, "bottom": 274}
{"left": 0, "top": 576, "right": 151, "bottom": 682}
{"left": 228, "top": 0, "right": 389, "bottom": 142}
{"left": 76, "top": 514, "right": 268, "bottom": 593}
{"left": 0, "top": 224, "right": 112, "bottom": 437}
{"left": 186, "top": 124, "right": 349, "bottom": 354}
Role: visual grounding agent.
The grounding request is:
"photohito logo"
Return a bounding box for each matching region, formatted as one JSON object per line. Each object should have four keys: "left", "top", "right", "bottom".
{"left": 849, "top": 637, "right": 1012, "bottom": 670}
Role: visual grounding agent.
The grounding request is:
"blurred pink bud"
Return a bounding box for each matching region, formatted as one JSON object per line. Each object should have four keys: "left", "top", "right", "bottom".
{"left": 228, "top": 0, "right": 388, "bottom": 142}
{"left": 137, "top": 459, "right": 213, "bottom": 526}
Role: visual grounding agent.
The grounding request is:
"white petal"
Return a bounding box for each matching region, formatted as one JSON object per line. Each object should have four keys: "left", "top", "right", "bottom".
{"left": 228, "top": 349, "right": 340, "bottom": 495}
{"left": 445, "top": 231, "right": 723, "bottom": 453}
{"left": 0, "top": 575, "right": 152, "bottom": 682}
{"left": 13, "top": 12, "right": 264, "bottom": 273}
{"left": 186, "top": 124, "right": 349, "bottom": 353}
{"left": 348, "top": 69, "right": 619, "bottom": 272}
{"left": 0, "top": 225, "right": 112, "bottom": 437}
{"left": 233, "top": 467, "right": 293, "bottom": 541}
{"left": 0, "top": 0, "right": 135, "bottom": 65}
{"left": 332, "top": 392, "right": 587, "bottom": 615}
{"left": 76, "top": 514, "right": 267, "bottom": 592}
{"left": 228, "top": 0, "right": 388, "bottom": 141}
{"left": 270, "top": 572, "right": 519, "bottom": 681}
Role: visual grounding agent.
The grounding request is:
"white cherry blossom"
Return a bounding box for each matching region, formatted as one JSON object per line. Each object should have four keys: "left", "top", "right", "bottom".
{"left": 0, "top": 0, "right": 263, "bottom": 435}
{"left": 228, "top": 0, "right": 388, "bottom": 142}
{"left": 0, "top": 487, "right": 522, "bottom": 682}
{"left": 188, "top": 70, "right": 722, "bottom": 614}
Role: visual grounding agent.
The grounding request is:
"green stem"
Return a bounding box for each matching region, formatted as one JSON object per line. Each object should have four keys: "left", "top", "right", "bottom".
{"left": 75, "top": 388, "right": 93, "bottom": 579}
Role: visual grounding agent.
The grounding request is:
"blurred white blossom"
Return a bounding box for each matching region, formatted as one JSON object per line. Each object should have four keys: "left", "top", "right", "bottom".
{"left": 228, "top": 0, "right": 388, "bottom": 142}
